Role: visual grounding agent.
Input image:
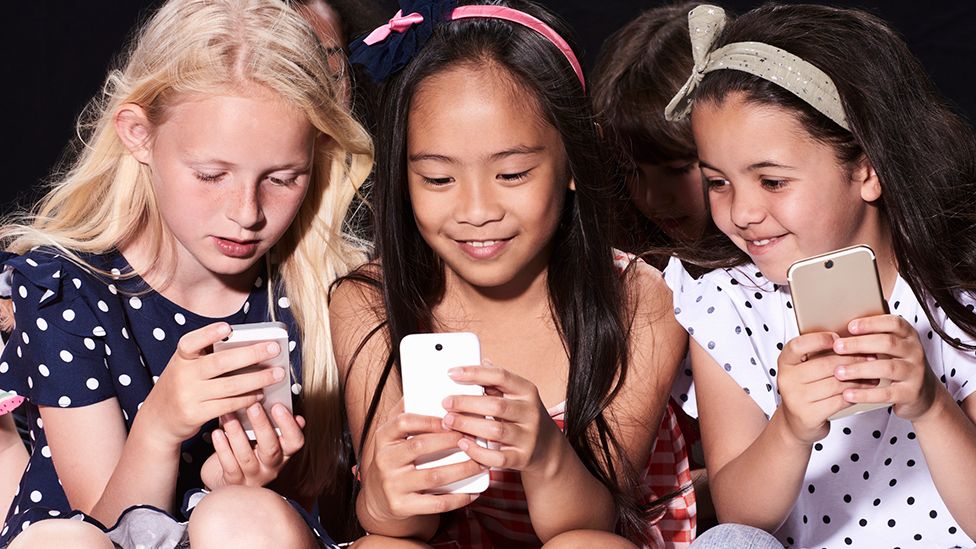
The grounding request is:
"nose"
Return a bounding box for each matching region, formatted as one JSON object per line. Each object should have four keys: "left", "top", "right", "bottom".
{"left": 454, "top": 179, "right": 504, "bottom": 227}
{"left": 728, "top": 185, "right": 766, "bottom": 229}
{"left": 226, "top": 180, "right": 266, "bottom": 230}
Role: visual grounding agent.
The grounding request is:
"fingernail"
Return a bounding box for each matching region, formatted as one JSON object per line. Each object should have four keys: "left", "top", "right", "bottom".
{"left": 848, "top": 320, "right": 859, "bottom": 333}
{"left": 217, "top": 324, "right": 232, "bottom": 337}
{"left": 447, "top": 368, "right": 463, "bottom": 378}
{"left": 272, "top": 367, "right": 285, "bottom": 381}
{"left": 830, "top": 333, "right": 840, "bottom": 341}
{"left": 443, "top": 413, "right": 455, "bottom": 427}
{"left": 458, "top": 438, "right": 470, "bottom": 450}
{"left": 273, "top": 403, "right": 287, "bottom": 417}
{"left": 248, "top": 403, "right": 261, "bottom": 417}
{"left": 835, "top": 366, "right": 846, "bottom": 379}
{"left": 834, "top": 340, "right": 846, "bottom": 351}
{"left": 255, "top": 392, "right": 265, "bottom": 401}
{"left": 442, "top": 396, "right": 454, "bottom": 409}
{"left": 843, "top": 390, "right": 856, "bottom": 403}
{"left": 266, "top": 342, "right": 280, "bottom": 356}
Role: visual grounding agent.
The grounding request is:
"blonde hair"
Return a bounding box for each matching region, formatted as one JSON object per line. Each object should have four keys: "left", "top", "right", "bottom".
{"left": 1, "top": 0, "right": 372, "bottom": 495}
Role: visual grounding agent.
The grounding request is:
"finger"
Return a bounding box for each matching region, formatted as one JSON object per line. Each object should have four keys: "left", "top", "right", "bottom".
{"left": 377, "top": 413, "right": 450, "bottom": 443}
{"left": 399, "top": 492, "right": 479, "bottom": 516}
{"left": 404, "top": 457, "right": 487, "bottom": 494}
{"left": 781, "top": 333, "right": 838, "bottom": 364}
{"left": 203, "top": 394, "right": 264, "bottom": 424}
{"left": 248, "top": 404, "right": 284, "bottom": 466}
{"left": 271, "top": 404, "right": 305, "bottom": 457}
{"left": 842, "top": 385, "right": 896, "bottom": 405}
{"left": 395, "top": 432, "right": 467, "bottom": 464}
{"left": 448, "top": 364, "right": 528, "bottom": 394}
{"left": 177, "top": 323, "right": 232, "bottom": 360}
{"left": 835, "top": 359, "right": 907, "bottom": 383}
{"left": 834, "top": 333, "right": 909, "bottom": 358}
{"left": 444, "top": 413, "right": 511, "bottom": 445}
{"left": 222, "top": 412, "right": 260, "bottom": 474}
{"left": 798, "top": 377, "right": 877, "bottom": 404}
{"left": 848, "top": 315, "right": 914, "bottom": 338}
{"left": 443, "top": 395, "right": 529, "bottom": 423}
{"left": 458, "top": 437, "right": 507, "bottom": 469}
{"left": 211, "top": 429, "right": 245, "bottom": 484}
{"left": 788, "top": 354, "right": 871, "bottom": 385}
{"left": 203, "top": 341, "right": 284, "bottom": 379}
{"left": 206, "top": 367, "right": 285, "bottom": 400}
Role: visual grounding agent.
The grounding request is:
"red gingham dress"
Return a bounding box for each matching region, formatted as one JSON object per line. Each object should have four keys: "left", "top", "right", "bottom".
{"left": 427, "top": 253, "right": 696, "bottom": 548}
{"left": 428, "top": 402, "right": 696, "bottom": 549}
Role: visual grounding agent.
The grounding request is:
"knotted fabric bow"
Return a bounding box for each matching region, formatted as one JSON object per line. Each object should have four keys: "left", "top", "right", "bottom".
{"left": 664, "top": 5, "right": 850, "bottom": 131}
{"left": 349, "top": 0, "right": 455, "bottom": 83}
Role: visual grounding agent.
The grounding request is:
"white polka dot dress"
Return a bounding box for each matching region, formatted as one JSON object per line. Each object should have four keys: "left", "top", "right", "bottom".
{"left": 664, "top": 258, "right": 976, "bottom": 548}
{"left": 0, "top": 250, "right": 330, "bottom": 547}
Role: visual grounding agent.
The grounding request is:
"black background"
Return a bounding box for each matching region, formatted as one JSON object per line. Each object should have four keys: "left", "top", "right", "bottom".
{"left": 6, "top": 1, "right": 975, "bottom": 216}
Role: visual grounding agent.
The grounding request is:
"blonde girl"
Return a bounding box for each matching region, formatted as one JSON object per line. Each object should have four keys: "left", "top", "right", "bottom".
{"left": 0, "top": 0, "right": 371, "bottom": 547}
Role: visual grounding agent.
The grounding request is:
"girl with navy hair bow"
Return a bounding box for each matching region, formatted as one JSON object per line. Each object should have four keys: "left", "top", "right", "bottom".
{"left": 332, "top": 1, "right": 695, "bottom": 547}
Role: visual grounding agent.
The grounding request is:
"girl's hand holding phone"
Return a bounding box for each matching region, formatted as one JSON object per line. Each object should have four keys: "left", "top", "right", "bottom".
{"left": 359, "top": 400, "right": 483, "bottom": 523}
{"left": 138, "top": 322, "right": 286, "bottom": 447}
{"left": 200, "top": 403, "right": 305, "bottom": 489}
{"left": 777, "top": 333, "right": 875, "bottom": 445}
{"left": 833, "top": 314, "right": 942, "bottom": 421}
{"left": 441, "top": 361, "right": 563, "bottom": 474}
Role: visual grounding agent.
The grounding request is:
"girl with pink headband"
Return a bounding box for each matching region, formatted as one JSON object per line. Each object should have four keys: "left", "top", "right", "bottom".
{"left": 335, "top": 1, "right": 696, "bottom": 547}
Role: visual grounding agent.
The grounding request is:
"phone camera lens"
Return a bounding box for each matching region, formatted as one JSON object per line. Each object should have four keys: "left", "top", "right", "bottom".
{"left": 435, "top": 343, "right": 443, "bottom": 351}
{"left": 824, "top": 260, "right": 834, "bottom": 269}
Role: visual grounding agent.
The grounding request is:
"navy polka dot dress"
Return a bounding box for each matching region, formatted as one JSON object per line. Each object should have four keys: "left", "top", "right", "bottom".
{"left": 664, "top": 257, "right": 976, "bottom": 548}
{"left": 0, "top": 249, "right": 335, "bottom": 548}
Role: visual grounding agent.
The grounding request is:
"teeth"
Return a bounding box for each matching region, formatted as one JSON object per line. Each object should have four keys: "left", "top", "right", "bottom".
{"left": 752, "top": 239, "right": 771, "bottom": 246}
{"left": 468, "top": 240, "right": 498, "bottom": 248}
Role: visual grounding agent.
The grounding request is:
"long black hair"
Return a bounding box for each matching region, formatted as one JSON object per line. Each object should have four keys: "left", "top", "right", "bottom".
{"left": 341, "top": 0, "right": 651, "bottom": 540}
{"left": 680, "top": 3, "right": 976, "bottom": 348}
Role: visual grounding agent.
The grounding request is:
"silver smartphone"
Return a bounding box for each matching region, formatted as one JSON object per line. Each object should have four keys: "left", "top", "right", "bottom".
{"left": 212, "top": 321, "right": 293, "bottom": 439}
{"left": 787, "top": 245, "right": 890, "bottom": 420}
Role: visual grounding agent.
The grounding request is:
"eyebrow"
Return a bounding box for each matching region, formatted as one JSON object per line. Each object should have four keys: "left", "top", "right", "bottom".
{"left": 408, "top": 145, "right": 546, "bottom": 164}
{"left": 185, "top": 157, "right": 311, "bottom": 172}
{"left": 698, "top": 159, "right": 797, "bottom": 172}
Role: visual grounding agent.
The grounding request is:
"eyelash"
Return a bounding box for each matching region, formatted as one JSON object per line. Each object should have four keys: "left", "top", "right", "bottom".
{"left": 269, "top": 176, "right": 298, "bottom": 186}
{"left": 761, "top": 178, "right": 788, "bottom": 190}
{"left": 499, "top": 170, "right": 531, "bottom": 183}
{"left": 194, "top": 172, "right": 299, "bottom": 186}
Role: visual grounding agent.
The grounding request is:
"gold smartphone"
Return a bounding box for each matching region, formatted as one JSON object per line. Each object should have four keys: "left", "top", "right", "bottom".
{"left": 787, "top": 245, "right": 890, "bottom": 420}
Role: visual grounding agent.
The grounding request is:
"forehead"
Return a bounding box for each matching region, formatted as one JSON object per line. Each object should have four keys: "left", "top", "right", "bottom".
{"left": 407, "top": 65, "right": 556, "bottom": 154}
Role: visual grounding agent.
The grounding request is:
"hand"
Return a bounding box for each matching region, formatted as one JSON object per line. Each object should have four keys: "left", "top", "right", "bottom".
{"left": 833, "top": 314, "right": 942, "bottom": 421}
{"left": 441, "top": 361, "right": 563, "bottom": 474}
{"left": 200, "top": 403, "right": 306, "bottom": 490}
{"left": 359, "top": 401, "right": 483, "bottom": 523}
{"left": 138, "top": 322, "right": 286, "bottom": 446}
{"left": 776, "top": 333, "right": 875, "bottom": 444}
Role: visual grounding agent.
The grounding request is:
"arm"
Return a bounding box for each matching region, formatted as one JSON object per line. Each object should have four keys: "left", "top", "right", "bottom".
{"left": 832, "top": 314, "right": 976, "bottom": 537}
{"left": 0, "top": 413, "right": 28, "bottom": 520}
{"left": 331, "top": 277, "right": 477, "bottom": 540}
{"left": 42, "top": 324, "right": 283, "bottom": 525}
{"left": 525, "top": 264, "right": 688, "bottom": 540}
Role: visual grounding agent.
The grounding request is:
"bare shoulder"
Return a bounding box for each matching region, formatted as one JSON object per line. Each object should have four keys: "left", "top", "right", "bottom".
{"left": 329, "top": 262, "right": 388, "bottom": 377}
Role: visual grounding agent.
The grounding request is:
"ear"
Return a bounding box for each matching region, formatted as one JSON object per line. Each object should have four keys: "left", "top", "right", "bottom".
{"left": 114, "top": 103, "right": 154, "bottom": 164}
{"left": 852, "top": 155, "right": 881, "bottom": 203}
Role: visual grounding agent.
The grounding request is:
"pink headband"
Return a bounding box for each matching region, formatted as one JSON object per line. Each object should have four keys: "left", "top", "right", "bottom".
{"left": 362, "top": 5, "right": 585, "bottom": 90}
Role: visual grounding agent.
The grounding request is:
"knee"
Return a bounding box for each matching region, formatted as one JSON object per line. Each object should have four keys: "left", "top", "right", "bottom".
{"left": 691, "top": 523, "right": 784, "bottom": 549}
{"left": 8, "top": 519, "right": 113, "bottom": 549}
{"left": 542, "top": 530, "right": 638, "bottom": 549}
{"left": 188, "top": 485, "right": 312, "bottom": 548}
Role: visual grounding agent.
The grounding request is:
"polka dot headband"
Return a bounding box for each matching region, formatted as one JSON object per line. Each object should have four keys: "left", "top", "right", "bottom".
{"left": 664, "top": 5, "right": 850, "bottom": 131}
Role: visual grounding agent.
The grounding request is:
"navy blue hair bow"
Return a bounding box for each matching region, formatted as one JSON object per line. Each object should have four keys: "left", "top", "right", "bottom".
{"left": 349, "top": 0, "right": 458, "bottom": 82}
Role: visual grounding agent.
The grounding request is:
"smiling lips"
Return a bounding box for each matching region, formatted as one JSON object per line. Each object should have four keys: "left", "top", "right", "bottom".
{"left": 456, "top": 238, "right": 512, "bottom": 260}
{"left": 744, "top": 235, "right": 784, "bottom": 255}
{"left": 213, "top": 236, "right": 259, "bottom": 258}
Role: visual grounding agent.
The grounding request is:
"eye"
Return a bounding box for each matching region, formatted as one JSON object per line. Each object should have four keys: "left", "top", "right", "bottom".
{"left": 705, "top": 177, "right": 729, "bottom": 191}
{"left": 498, "top": 169, "right": 531, "bottom": 183}
{"left": 422, "top": 176, "right": 454, "bottom": 186}
{"left": 760, "top": 178, "right": 788, "bottom": 190}
{"left": 194, "top": 172, "right": 225, "bottom": 183}
{"left": 269, "top": 175, "right": 299, "bottom": 187}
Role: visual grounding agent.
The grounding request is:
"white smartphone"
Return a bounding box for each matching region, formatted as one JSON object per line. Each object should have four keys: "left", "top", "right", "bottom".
{"left": 400, "top": 332, "right": 490, "bottom": 494}
{"left": 212, "top": 321, "right": 293, "bottom": 439}
{"left": 787, "top": 245, "right": 891, "bottom": 420}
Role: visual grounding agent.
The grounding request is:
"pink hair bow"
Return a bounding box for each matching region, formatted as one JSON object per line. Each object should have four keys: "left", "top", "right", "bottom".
{"left": 363, "top": 10, "right": 426, "bottom": 45}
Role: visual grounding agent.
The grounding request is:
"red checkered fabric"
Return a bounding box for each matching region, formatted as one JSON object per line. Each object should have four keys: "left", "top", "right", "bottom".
{"left": 429, "top": 402, "right": 696, "bottom": 549}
